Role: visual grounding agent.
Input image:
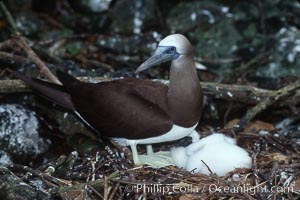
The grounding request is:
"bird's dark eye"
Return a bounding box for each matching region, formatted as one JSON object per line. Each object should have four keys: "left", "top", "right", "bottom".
{"left": 170, "top": 47, "right": 176, "bottom": 52}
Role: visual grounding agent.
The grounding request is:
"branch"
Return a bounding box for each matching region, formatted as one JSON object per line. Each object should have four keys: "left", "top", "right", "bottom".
{"left": 1, "top": 78, "right": 300, "bottom": 108}
{"left": 0, "top": 51, "right": 31, "bottom": 65}
{"left": 0, "top": 37, "right": 61, "bottom": 84}
{"left": 0, "top": 79, "right": 29, "bottom": 93}
{"left": 0, "top": 1, "right": 18, "bottom": 33}
{"left": 0, "top": 1, "right": 61, "bottom": 84}
{"left": 233, "top": 81, "right": 300, "bottom": 133}
{"left": 13, "top": 35, "right": 62, "bottom": 84}
{"left": 0, "top": 39, "right": 17, "bottom": 50}
{"left": 201, "top": 81, "right": 273, "bottom": 104}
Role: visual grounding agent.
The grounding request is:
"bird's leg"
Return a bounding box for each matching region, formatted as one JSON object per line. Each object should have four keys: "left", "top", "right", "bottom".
{"left": 146, "top": 144, "right": 154, "bottom": 155}
{"left": 130, "top": 144, "right": 173, "bottom": 167}
{"left": 138, "top": 145, "right": 174, "bottom": 168}
{"left": 130, "top": 144, "right": 140, "bottom": 164}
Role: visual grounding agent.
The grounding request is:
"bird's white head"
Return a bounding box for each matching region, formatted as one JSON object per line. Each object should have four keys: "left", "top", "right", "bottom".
{"left": 158, "top": 34, "right": 193, "bottom": 55}
{"left": 136, "top": 34, "right": 193, "bottom": 73}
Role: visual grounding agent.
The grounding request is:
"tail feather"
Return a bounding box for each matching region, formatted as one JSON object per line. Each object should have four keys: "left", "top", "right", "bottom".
{"left": 56, "top": 70, "right": 80, "bottom": 92}
{"left": 7, "top": 69, "right": 75, "bottom": 110}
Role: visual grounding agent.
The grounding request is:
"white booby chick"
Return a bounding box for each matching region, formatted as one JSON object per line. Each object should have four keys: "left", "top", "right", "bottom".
{"left": 170, "top": 133, "right": 252, "bottom": 176}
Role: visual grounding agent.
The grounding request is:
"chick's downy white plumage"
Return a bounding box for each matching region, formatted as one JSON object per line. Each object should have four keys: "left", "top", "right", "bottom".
{"left": 185, "top": 132, "right": 236, "bottom": 156}
{"left": 170, "top": 133, "right": 252, "bottom": 176}
{"left": 170, "top": 147, "right": 187, "bottom": 168}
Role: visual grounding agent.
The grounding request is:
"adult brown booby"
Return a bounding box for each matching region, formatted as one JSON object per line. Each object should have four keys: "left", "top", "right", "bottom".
{"left": 8, "top": 34, "right": 203, "bottom": 165}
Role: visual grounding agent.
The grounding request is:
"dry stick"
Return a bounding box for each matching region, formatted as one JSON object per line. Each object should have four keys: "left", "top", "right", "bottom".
{"left": 201, "top": 160, "right": 214, "bottom": 175}
{"left": 0, "top": 1, "right": 61, "bottom": 84}
{"left": 2, "top": 78, "right": 300, "bottom": 107}
{"left": 104, "top": 176, "right": 109, "bottom": 200}
{"left": 0, "top": 1, "right": 18, "bottom": 32}
{"left": 0, "top": 39, "right": 17, "bottom": 50}
{"left": 233, "top": 81, "right": 300, "bottom": 133}
{"left": 87, "top": 184, "right": 104, "bottom": 199}
{"left": 220, "top": 51, "right": 271, "bottom": 83}
{"left": 0, "top": 79, "right": 30, "bottom": 94}
{"left": 256, "top": 0, "right": 267, "bottom": 53}
{"left": 14, "top": 35, "right": 61, "bottom": 84}
{"left": 108, "top": 182, "right": 120, "bottom": 200}
{"left": 0, "top": 51, "right": 32, "bottom": 64}
{"left": 13, "top": 163, "right": 107, "bottom": 199}
{"left": 0, "top": 38, "right": 61, "bottom": 80}
{"left": 201, "top": 81, "right": 274, "bottom": 105}
{"left": 12, "top": 164, "right": 72, "bottom": 187}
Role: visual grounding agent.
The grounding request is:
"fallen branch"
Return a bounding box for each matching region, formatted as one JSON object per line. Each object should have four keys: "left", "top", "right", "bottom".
{"left": 1, "top": 78, "right": 300, "bottom": 108}
{"left": 0, "top": 51, "right": 32, "bottom": 65}
{"left": 234, "top": 81, "right": 300, "bottom": 133}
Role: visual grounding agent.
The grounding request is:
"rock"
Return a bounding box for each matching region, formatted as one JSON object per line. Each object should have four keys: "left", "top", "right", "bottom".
{"left": 96, "top": 33, "right": 159, "bottom": 56}
{"left": 166, "top": 1, "right": 228, "bottom": 32}
{"left": 0, "top": 167, "right": 48, "bottom": 200}
{"left": 108, "top": 0, "right": 156, "bottom": 34}
{"left": 16, "top": 13, "right": 44, "bottom": 37}
{"left": 0, "top": 150, "right": 13, "bottom": 166}
{"left": 191, "top": 19, "right": 241, "bottom": 62}
{"left": 69, "top": 0, "right": 112, "bottom": 13}
{"left": 258, "top": 27, "right": 300, "bottom": 77}
{"left": 166, "top": 1, "right": 242, "bottom": 76}
{"left": 0, "top": 104, "right": 50, "bottom": 157}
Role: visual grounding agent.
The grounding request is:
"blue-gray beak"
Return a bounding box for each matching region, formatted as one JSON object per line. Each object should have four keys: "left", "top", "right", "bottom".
{"left": 136, "top": 46, "right": 177, "bottom": 73}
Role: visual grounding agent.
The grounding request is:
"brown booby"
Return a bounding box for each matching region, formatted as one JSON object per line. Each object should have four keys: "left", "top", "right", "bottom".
{"left": 8, "top": 34, "right": 203, "bottom": 165}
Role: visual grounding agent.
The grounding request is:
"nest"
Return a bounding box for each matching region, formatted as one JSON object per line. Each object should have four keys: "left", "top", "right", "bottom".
{"left": 6, "top": 126, "right": 298, "bottom": 200}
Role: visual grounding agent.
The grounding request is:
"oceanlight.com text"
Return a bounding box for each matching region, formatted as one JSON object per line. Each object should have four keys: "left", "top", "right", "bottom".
{"left": 123, "top": 183, "right": 294, "bottom": 195}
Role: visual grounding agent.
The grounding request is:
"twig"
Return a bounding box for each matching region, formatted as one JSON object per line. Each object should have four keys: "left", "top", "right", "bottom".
{"left": 32, "top": 45, "right": 63, "bottom": 64}
{"left": 234, "top": 81, "right": 300, "bottom": 133}
{"left": 195, "top": 57, "right": 241, "bottom": 65}
{"left": 201, "top": 160, "right": 214, "bottom": 175}
{"left": 14, "top": 35, "right": 61, "bottom": 84}
{"left": 0, "top": 1, "right": 18, "bottom": 33}
{"left": 223, "top": 102, "right": 233, "bottom": 126}
{"left": 38, "top": 13, "right": 66, "bottom": 29}
{"left": 0, "top": 79, "right": 29, "bottom": 93}
{"left": 57, "top": 179, "right": 106, "bottom": 198}
{"left": 0, "top": 1, "right": 61, "bottom": 84}
{"left": 0, "top": 51, "right": 31, "bottom": 65}
{"left": 87, "top": 184, "right": 104, "bottom": 199}
{"left": 11, "top": 164, "right": 72, "bottom": 187}
{"left": 239, "top": 52, "right": 270, "bottom": 73}
{"left": 76, "top": 55, "right": 114, "bottom": 72}
{"left": 220, "top": 51, "right": 271, "bottom": 83}
{"left": 108, "top": 182, "right": 120, "bottom": 200}
{"left": 255, "top": 0, "right": 267, "bottom": 52}
{"left": 104, "top": 176, "right": 109, "bottom": 200}
{"left": 0, "top": 39, "right": 17, "bottom": 50}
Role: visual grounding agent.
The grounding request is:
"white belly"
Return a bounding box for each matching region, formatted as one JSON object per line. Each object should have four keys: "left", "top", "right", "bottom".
{"left": 113, "top": 123, "right": 198, "bottom": 146}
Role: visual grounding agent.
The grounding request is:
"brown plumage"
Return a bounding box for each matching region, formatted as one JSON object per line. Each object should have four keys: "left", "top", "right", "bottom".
{"left": 63, "top": 76, "right": 173, "bottom": 139}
